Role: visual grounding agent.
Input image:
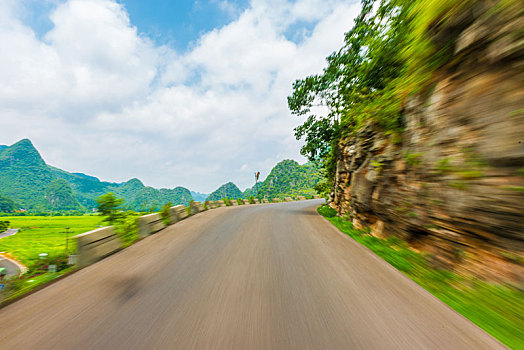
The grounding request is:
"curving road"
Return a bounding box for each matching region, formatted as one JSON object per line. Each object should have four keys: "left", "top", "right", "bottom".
{"left": 0, "top": 228, "right": 18, "bottom": 239}
{"left": 0, "top": 200, "right": 502, "bottom": 349}
{"left": 0, "top": 255, "right": 21, "bottom": 277}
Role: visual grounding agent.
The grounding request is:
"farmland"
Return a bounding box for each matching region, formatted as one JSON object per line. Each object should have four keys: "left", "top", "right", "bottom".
{"left": 0, "top": 216, "right": 103, "bottom": 268}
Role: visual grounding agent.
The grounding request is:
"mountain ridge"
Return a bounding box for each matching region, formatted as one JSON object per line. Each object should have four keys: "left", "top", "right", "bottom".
{"left": 0, "top": 139, "right": 194, "bottom": 212}
{"left": 206, "top": 160, "right": 321, "bottom": 201}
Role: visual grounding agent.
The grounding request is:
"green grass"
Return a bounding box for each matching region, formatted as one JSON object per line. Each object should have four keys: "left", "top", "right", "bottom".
{"left": 0, "top": 215, "right": 102, "bottom": 268}
{"left": 317, "top": 206, "right": 524, "bottom": 349}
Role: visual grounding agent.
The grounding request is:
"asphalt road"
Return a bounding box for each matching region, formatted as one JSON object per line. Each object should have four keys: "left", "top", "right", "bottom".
{"left": 0, "top": 256, "right": 20, "bottom": 276}
{"left": 0, "top": 200, "right": 503, "bottom": 349}
{"left": 0, "top": 228, "right": 18, "bottom": 239}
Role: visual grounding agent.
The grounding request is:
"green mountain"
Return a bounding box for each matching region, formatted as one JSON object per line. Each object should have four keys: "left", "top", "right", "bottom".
{"left": 241, "top": 160, "right": 321, "bottom": 200}
{"left": 255, "top": 160, "right": 321, "bottom": 199}
{"left": 129, "top": 186, "right": 193, "bottom": 211}
{"left": 0, "top": 139, "right": 194, "bottom": 212}
{"left": 0, "top": 139, "right": 80, "bottom": 211}
{"left": 206, "top": 182, "right": 243, "bottom": 201}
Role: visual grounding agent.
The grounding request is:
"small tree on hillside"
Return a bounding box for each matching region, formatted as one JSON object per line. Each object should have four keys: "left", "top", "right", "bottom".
{"left": 96, "top": 192, "right": 125, "bottom": 225}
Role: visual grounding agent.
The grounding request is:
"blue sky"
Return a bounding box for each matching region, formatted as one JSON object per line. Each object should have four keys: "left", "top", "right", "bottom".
{"left": 119, "top": 0, "right": 249, "bottom": 51}
{"left": 0, "top": 0, "right": 360, "bottom": 193}
{"left": 22, "top": 0, "right": 314, "bottom": 51}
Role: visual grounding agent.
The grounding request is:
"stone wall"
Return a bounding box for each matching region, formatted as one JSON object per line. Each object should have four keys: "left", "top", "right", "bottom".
{"left": 330, "top": 3, "right": 523, "bottom": 284}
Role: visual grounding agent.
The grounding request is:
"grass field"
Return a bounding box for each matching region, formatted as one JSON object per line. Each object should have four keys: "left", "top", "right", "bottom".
{"left": 317, "top": 205, "right": 524, "bottom": 349}
{"left": 0, "top": 216, "right": 103, "bottom": 268}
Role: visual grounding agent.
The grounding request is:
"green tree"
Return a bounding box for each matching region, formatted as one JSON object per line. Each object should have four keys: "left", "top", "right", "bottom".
{"left": 288, "top": 0, "right": 415, "bottom": 186}
{"left": 0, "top": 221, "right": 9, "bottom": 232}
{"left": 0, "top": 195, "right": 18, "bottom": 213}
{"left": 96, "top": 192, "right": 125, "bottom": 224}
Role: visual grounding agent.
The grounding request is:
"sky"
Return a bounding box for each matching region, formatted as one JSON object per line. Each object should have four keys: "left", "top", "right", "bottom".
{"left": 0, "top": 0, "right": 360, "bottom": 193}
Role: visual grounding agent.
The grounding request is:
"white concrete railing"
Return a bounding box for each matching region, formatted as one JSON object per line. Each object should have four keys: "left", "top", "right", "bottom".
{"left": 74, "top": 227, "right": 122, "bottom": 268}
{"left": 190, "top": 201, "right": 205, "bottom": 215}
{"left": 138, "top": 213, "right": 165, "bottom": 238}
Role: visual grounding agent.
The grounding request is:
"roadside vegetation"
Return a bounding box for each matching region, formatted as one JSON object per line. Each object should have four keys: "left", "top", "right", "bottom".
{"left": 0, "top": 192, "right": 159, "bottom": 305}
{"left": 317, "top": 205, "right": 524, "bottom": 348}
{"left": 0, "top": 215, "right": 101, "bottom": 304}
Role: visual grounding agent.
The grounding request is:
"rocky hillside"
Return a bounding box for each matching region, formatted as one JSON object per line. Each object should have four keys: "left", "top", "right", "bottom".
{"left": 330, "top": 2, "right": 523, "bottom": 283}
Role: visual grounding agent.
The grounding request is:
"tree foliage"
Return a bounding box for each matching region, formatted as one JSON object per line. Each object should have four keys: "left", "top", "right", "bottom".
{"left": 0, "top": 195, "right": 18, "bottom": 213}
{"left": 160, "top": 202, "right": 172, "bottom": 225}
{"left": 288, "top": 0, "right": 412, "bottom": 163}
{"left": 287, "top": 0, "right": 484, "bottom": 185}
{"left": 0, "top": 220, "right": 9, "bottom": 232}
{"left": 96, "top": 192, "right": 125, "bottom": 225}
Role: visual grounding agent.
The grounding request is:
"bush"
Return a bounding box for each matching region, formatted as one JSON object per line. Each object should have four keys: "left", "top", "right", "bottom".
{"left": 26, "top": 254, "right": 69, "bottom": 277}
{"left": 114, "top": 215, "right": 139, "bottom": 247}
{"left": 0, "top": 220, "right": 10, "bottom": 232}
{"left": 317, "top": 204, "right": 337, "bottom": 218}
{"left": 160, "top": 202, "right": 172, "bottom": 225}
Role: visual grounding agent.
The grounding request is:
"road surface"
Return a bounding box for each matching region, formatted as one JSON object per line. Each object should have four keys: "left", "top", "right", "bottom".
{"left": 0, "top": 200, "right": 503, "bottom": 349}
{"left": 0, "top": 228, "right": 18, "bottom": 239}
{"left": 0, "top": 256, "right": 20, "bottom": 277}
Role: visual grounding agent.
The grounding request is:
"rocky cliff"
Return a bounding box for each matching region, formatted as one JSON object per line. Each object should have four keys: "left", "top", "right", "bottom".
{"left": 331, "top": 2, "right": 524, "bottom": 284}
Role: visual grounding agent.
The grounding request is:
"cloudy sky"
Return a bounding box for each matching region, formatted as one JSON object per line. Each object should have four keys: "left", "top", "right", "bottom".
{"left": 0, "top": 0, "right": 360, "bottom": 193}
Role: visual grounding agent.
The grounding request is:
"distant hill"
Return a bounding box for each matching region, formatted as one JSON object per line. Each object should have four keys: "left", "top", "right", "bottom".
{"left": 206, "top": 160, "right": 321, "bottom": 201}
{"left": 206, "top": 182, "right": 243, "bottom": 201}
{"left": 254, "top": 160, "right": 321, "bottom": 199}
{"left": 0, "top": 139, "right": 194, "bottom": 212}
{"left": 131, "top": 186, "right": 193, "bottom": 211}
{"left": 190, "top": 191, "right": 209, "bottom": 202}
{"left": 0, "top": 139, "right": 80, "bottom": 211}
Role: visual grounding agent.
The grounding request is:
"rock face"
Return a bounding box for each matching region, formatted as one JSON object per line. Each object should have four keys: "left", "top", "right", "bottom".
{"left": 331, "top": 3, "right": 524, "bottom": 284}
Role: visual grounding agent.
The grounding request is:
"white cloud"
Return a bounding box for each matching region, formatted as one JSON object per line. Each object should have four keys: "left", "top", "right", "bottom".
{"left": 0, "top": 0, "right": 360, "bottom": 192}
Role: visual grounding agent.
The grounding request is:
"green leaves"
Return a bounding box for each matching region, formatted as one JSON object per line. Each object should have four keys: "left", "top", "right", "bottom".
{"left": 96, "top": 192, "right": 125, "bottom": 225}
{"left": 288, "top": 0, "right": 411, "bottom": 167}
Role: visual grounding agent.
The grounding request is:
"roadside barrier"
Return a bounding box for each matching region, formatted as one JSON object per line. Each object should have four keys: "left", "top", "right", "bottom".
{"left": 190, "top": 201, "right": 205, "bottom": 215}
{"left": 75, "top": 227, "right": 122, "bottom": 268}
{"left": 138, "top": 213, "right": 165, "bottom": 238}
{"left": 262, "top": 199, "right": 269, "bottom": 203}
{"left": 170, "top": 205, "right": 188, "bottom": 223}
{"left": 214, "top": 200, "right": 226, "bottom": 207}
{"left": 205, "top": 201, "right": 216, "bottom": 209}
{"left": 284, "top": 197, "right": 293, "bottom": 202}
